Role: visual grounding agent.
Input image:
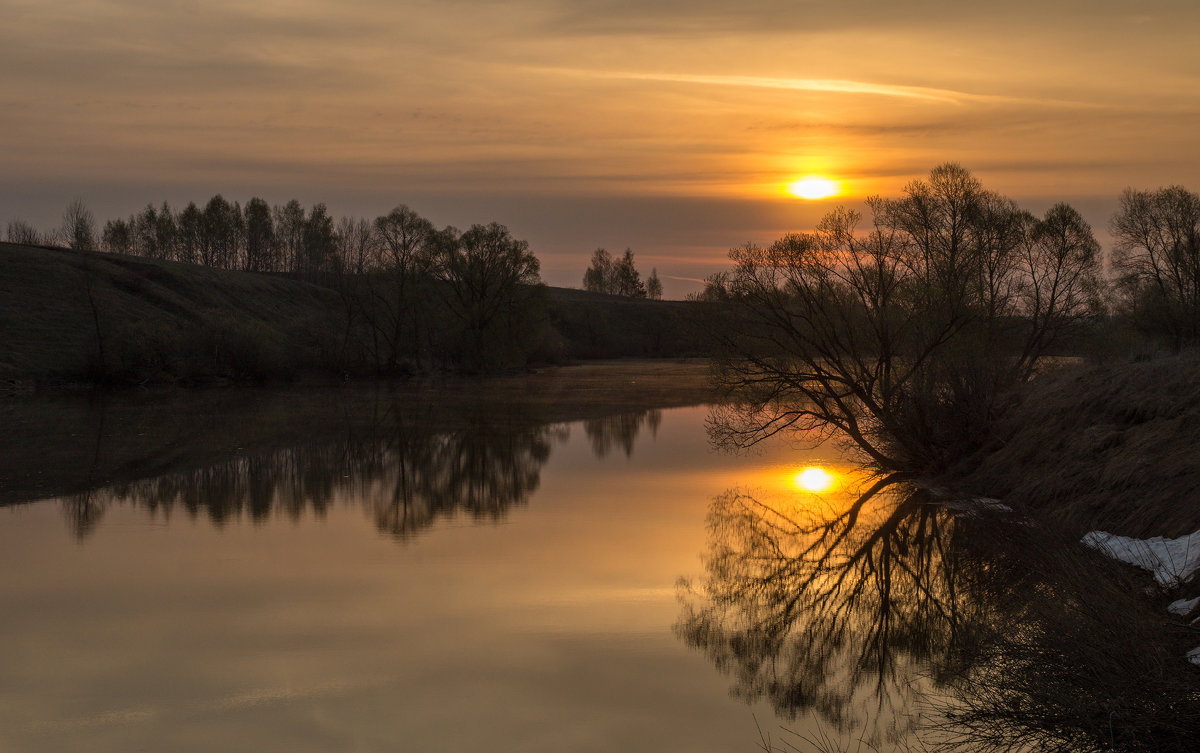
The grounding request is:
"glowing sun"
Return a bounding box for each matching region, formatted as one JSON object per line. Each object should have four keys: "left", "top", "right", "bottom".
{"left": 793, "top": 466, "right": 836, "bottom": 493}
{"left": 785, "top": 176, "right": 840, "bottom": 200}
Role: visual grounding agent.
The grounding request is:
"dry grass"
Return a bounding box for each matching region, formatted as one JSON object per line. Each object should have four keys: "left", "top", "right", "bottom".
{"left": 0, "top": 243, "right": 710, "bottom": 386}
{"left": 950, "top": 351, "right": 1200, "bottom": 539}
{"left": 0, "top": 242, "right": 346, "bottom": 383}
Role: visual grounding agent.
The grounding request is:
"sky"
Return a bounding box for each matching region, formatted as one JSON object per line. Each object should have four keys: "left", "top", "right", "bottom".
{"left": 2, "top": 0, "right": 1199, "bottom": 297}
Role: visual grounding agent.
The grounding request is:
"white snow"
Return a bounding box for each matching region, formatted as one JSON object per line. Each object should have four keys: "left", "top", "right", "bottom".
{"left": 1168, "top": 596, "right": 1200, "bottom": 616}
{"left": 1188, "top": 646, "right": 1200, "bottom": 667}
{"left": 1081, "top": 529, "right": 1200, "bottom": 588}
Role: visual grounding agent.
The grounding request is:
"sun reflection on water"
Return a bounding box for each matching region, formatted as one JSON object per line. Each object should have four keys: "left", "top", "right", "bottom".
{"left": 793, "top": 466, "right": 836, "bottom": 493}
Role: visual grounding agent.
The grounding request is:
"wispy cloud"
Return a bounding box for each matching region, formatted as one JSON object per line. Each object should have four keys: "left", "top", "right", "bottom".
{"left": 535, "top": 68, "right": 1030, "bottom": 105}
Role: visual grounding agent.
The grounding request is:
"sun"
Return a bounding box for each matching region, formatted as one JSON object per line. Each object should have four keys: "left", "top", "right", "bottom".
{"left": 793, "top": 466, "right": 836, "bottom": 493}
{"left": 785, "top": 176, "right": 840, "bottom": 200}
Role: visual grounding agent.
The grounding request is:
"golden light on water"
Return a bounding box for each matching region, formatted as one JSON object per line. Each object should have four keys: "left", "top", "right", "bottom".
{"left": 785, "top": 176, "right": 841, "bottom": 200}
{"left": 793, "top": 466, "right": 836, "bottom": 493}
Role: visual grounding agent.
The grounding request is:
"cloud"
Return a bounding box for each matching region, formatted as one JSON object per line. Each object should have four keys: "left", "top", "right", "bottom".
{"left": 550, "top": 69, "right": 1007, "bottom": 104}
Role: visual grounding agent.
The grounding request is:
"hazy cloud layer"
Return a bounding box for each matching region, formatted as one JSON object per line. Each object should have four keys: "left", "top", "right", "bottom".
{"left": 2, "top": 0, "right": 1199, "bottom": 291}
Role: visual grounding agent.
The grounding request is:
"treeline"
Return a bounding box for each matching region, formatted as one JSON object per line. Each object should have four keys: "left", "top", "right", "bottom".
{"left": 5, "top": 198, "right": 558, "bottom": 377}
{"left": 692, "top": 180, "right": 1200, "bottom": 353}
{"left": 8, "top": 195, "right": 463, "bottom": 276}
{"left": 582, "top": 247, "right": 663, "bottom": 299}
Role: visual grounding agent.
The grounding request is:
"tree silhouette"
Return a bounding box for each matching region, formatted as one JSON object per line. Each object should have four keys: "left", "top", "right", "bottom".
{"left": 6, "top": 219, "right": 42, "bottom": 245}
{"left": 61, "top": 198, "right": 96, "bottom": 250}
{"left": 582, "top": 248, "right": 616, "bottom": 294}
{"left": 583, "top": 247, "right": 649, "bottom": 297}
{"left": 708, "top": 164, "right": 1101, "bottom": 474}
{"left": 243, "top": 197, "right": 276, "bottom": 272}
{"left": 646, "top": 268, "right": 663, "bottom": 300}
{"left": 1110, "top": 185, "right": 1200, "bottom": 347}
{"left": 434, "top": 222, "right": 545, "bottom": 371}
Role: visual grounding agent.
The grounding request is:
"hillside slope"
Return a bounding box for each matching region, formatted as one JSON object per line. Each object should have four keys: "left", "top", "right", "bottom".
{"left": 0, "top": 243, "right": 707, "bottom": 386}
{"left": 952, "top": 352, "right": 1200, "bottom": 538}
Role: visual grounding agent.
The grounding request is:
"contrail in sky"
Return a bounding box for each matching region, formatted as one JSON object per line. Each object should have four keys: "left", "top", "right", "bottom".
{"left": 533, "top": 68, "right": 1073, "bottom": 106}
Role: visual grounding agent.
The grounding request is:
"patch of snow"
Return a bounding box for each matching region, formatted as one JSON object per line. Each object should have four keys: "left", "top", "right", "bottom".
{"left": 1081, "top": 529, "right": 1200, "bottom": 589}
{"left": 1189, "top": 646, "right": 1200, "bottom": 667}
{"left": 1169, "top": 597, "right": 1200, "bottom": 616}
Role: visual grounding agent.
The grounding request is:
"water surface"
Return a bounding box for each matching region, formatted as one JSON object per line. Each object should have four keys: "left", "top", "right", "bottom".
{"left": 0, "top": 390, "right": 858, "bottom": 753}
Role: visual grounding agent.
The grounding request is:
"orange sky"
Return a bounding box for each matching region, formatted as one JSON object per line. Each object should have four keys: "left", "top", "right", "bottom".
{"left": 3, "top": 0, "right": 1199, "bottom": 296}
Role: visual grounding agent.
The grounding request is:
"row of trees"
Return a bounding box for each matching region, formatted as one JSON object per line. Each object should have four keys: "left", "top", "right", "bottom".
{"left": 7, "top": 196, "right": 389, "bottom": 276}
{"left": 582, "top": 247, "right": 663, "bottom": 299}
{"left": 6, "top": 198, "right": 549, "bottom": 374}
{"left": 7, "top": 200, "right": 673, "bottom": 304}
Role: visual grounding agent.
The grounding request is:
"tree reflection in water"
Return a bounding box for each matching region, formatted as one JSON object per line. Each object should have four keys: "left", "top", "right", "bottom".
{"left": 677, "top": 476, "right": 970, "bottom": 745}
{"left": 678, "top": 477, "right": 1200, "bottom": 752}
{"left": 584, "top": 409, "right": 661, "bottom": 458}
{"left": 56, "top": 402, "right": 663, "bottom": 542}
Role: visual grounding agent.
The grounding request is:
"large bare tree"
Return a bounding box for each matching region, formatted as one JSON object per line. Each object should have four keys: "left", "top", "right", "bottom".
{"left": 709, "top": 164, "right": 1101, "bottom": 473}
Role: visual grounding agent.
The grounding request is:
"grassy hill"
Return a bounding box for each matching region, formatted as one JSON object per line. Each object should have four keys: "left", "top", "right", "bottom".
{"left": 0, "top": 242, "right": 709, "bottom": 388}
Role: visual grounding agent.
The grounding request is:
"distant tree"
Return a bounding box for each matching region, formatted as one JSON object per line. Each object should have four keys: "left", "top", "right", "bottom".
{"left": 301, "top": 203, "right": 338, "bottom": 275}
{"left": 201, "top": 194, "right": 242, "bottom": 268}
{"left": 614, "top": 249, "right": 646, "bottom": 297}
{"left": 274, "top": 200, "right": 306, "bottom": 273}
{"left": 374, "top": 205, "right": 435, "bottom": 273}
{"left": 583, "top": 248, "right": 616, "bottom": 294}
{"left": 336, "top": 216, "right": 376, "bottom": 275}
{"left": 646, "top": 268, "right": 663, "bottom": 300}
{"left": 365, "top": 205, "right": 439, "bottom": 372}
{"left": 434, "top": 222, "right": 544, "bottom": 371}
{"left": 583, "top": 247, "right": 648, "bottom": 297}
{"left": 1018, "top": 203, "right": 1104, "bottom": 359}
{"left": 244, "top": 197, "right": 276, "bottom": 272}
{"left": 176, "top": 202, "right": 203, "bottom": 265}
{"left": 685, "top": 272, "right": 730, "bottom": 302}
{"left": 101, "top": 218, "right": 134, "bottom": 254}
{"left": 155, "top": 202, "right": 178, "bottom": 261}
{"left": 6, "top": 219, "right": 42, "bottom": 245}
{"left": 61, "top": 198, "right": 96, "bottom": 250}
{"left": 132, "top": 204, "right": 168, "bottom": 259}
{"left": 1110, "top": 185, "right": 1200, "bottom": 346}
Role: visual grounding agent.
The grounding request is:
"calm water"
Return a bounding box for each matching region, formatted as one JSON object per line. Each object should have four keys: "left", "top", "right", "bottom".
{"left": 0, "top": 392, "right": 869, "bottom": 753}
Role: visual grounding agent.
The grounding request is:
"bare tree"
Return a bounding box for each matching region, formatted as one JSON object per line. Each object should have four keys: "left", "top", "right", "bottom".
{"left": 1110, "top": 185, "right": 1200, "bottom": 346}
{"left": 201, "top": 194, "right": 241, "bottom": 268}
{"left": 61, "top": 198, "right": 96, "bottom": 250}
{"left": 613, "top": 248, "right": 646, "bottom": 297}
{"left": 6, "top": 219, "right": 42, "bottom": 245}
{"left": 243, "top": 197, "right": 276, "bottom": 272}
{"left": 433, "top": 222, "right": 544, "bottom": 371}
{"left": 709, "top": 164, "right": 1101, "bottom": 474}
{"left": 646, "top": 268, "right": 663, "bottom": 300}
{"left": 301, "top": 203, "right": 337, "bottom": 276}
{"left": 582, "top": 248, "right": 616, "bottom": 294}
{"left": 583, "top": 247, "right": 648, "bottom": 297}
{"left": 366, "top": 205, "right": 438, "bottom": 372}
{"left": 176, "top": 202, "right": 203, "bottom": 265}
{"left": 273, "top": 199, "right": 306, "bottom": 273}
{"left": 336, "top": 216, "right": 376, "bottom": 275}
{"left": 101, "top": 218, "right": 134, "bottom": 254}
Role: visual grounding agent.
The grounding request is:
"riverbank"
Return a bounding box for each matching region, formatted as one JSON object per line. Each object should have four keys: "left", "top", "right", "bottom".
{"left": 0, "top": 242, "right": 708, "bottom": 390}
{"left": 951, "top": 350, "right": 1200, "bottom": 540}
{"left": 0, "top": 359, "right": 719, "bottom": 507}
